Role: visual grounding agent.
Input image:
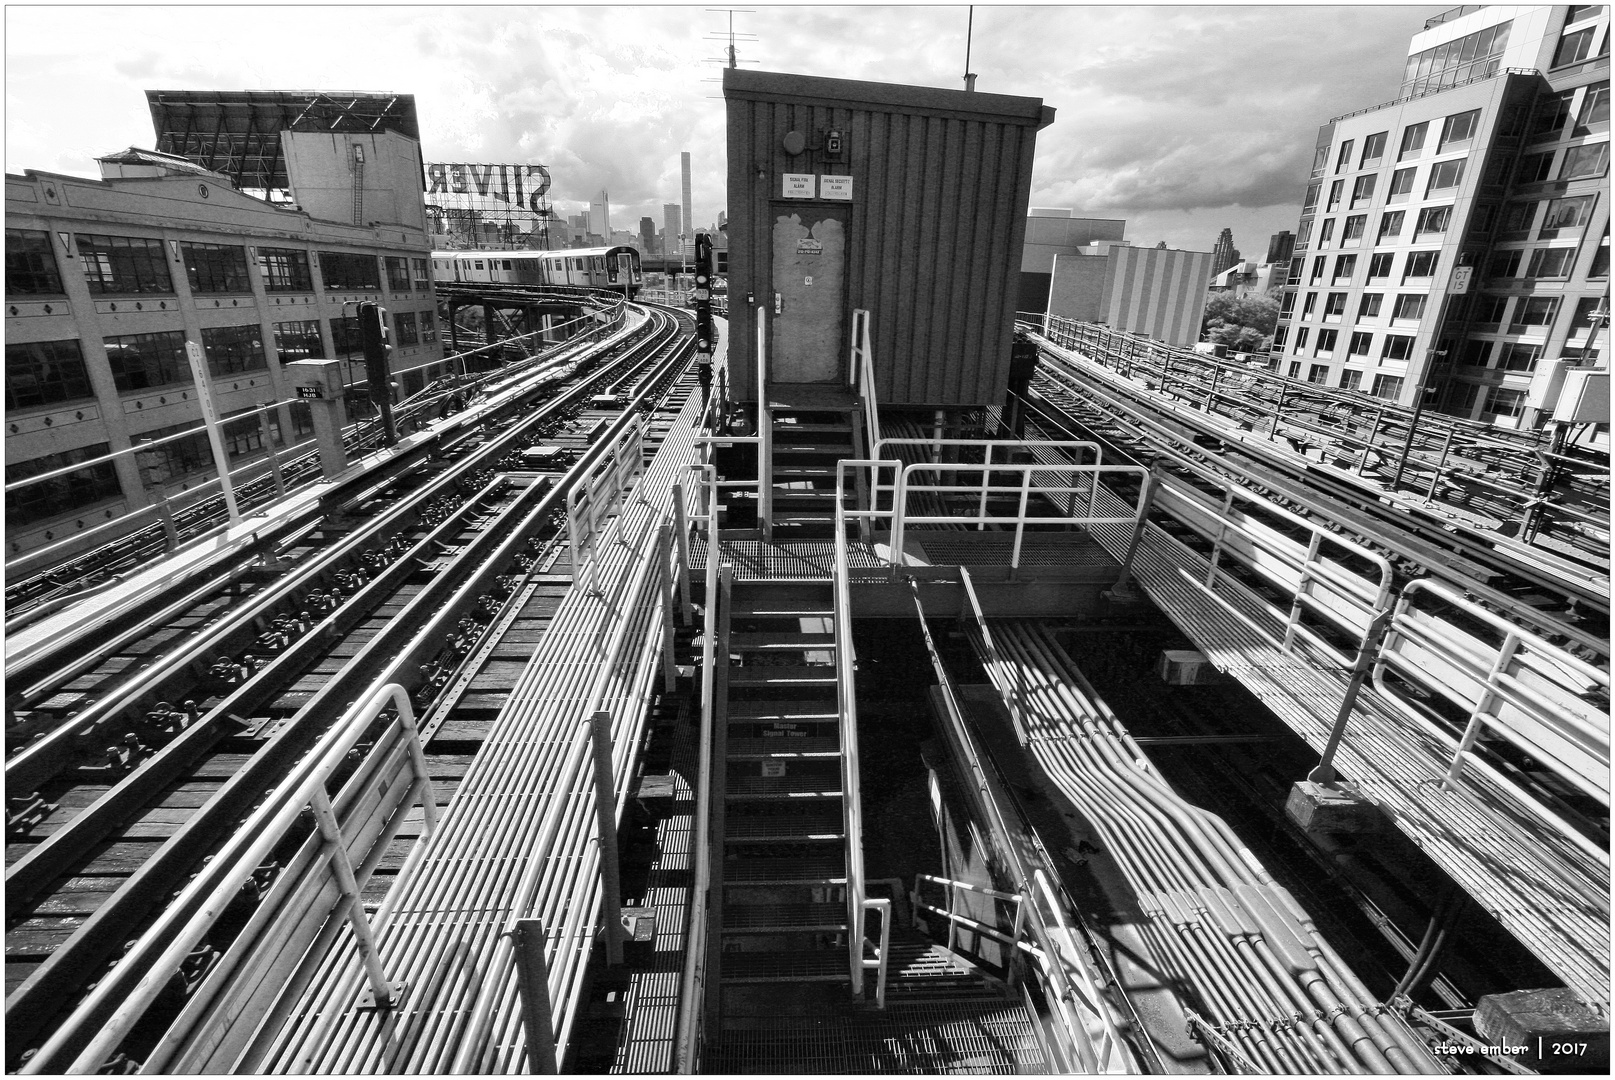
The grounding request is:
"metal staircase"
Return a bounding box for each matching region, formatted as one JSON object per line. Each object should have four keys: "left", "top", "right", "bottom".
{"left": 768, "top": 406, "right": 860, "bottom": 540}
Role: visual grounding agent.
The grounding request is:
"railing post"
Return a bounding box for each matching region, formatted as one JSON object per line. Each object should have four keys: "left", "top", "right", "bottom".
{"left": 1308, "top": 607, "right": 1394, "bottom": 784}
{"left": 589, "top": 711, "right": 626, "bottom": 967}
{"left": 1442, "top": 632, "right": 1524, "bottom": 792}
{"left": 258, "top": 410, "right": 287, "bottom": 497}
{"left": 672, "top": 483, "right": 693, "bottom": 624}
{"left": 307, "top": 785, "right": 398, "bottom": 1009}
{"left": 1268, "top": 379, "right": 1289, "bottom": 441}
{"left": 1357, "top": 405, "right": 1384, "bottom": 474}
{"left": 756, "top": 312, "right": 772, "bottom": 541}
{"left": 510, "top": 918, "right": 560, "bottom": 1073}
{"left": 1105, "top": 461, "right": 1164, "bottom": 601}
{"left": 659, "top": 524, "right": 678, "bottom": 691}
{"left": 1424, "top": 427, "right": 1456, "bottom": 501}
{"left": 152, "top": 489, "right": 180, "bottom": 552}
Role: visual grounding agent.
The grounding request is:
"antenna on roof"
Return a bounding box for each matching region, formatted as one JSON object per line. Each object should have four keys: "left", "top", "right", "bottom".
{"left": 704, "top": 8, "right": 758, "bottom": 69}
{"left": 963, "top": 6, "right": 977, "bottom": 92}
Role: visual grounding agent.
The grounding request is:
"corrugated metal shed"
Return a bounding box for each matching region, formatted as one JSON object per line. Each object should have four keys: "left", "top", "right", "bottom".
{"left": 724, "top": 69, "right": 1054, "bottom": 408}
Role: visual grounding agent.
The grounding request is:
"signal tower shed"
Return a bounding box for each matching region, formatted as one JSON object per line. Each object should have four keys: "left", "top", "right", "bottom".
{"left": 723, "top": 69, "right": 1055, "bottom": 409}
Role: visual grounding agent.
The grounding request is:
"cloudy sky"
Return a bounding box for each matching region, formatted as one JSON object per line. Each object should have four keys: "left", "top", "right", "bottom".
{"left": 6, "top": 4, "right": 1447, "bottom": 255}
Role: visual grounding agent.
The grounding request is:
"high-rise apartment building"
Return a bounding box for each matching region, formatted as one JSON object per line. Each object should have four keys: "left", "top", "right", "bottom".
{"left": 1271, "top": 5, "right": 1609, "bottom": 428}
{"left": 680, "top": 152, "right": 693, "bottom": 258}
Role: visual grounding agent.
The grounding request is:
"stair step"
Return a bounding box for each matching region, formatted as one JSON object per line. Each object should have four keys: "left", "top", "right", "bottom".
{"left": 725, "top": 855, "right": 845, "bottom": 884}
{"left": 725, "top": 773, "right": 842, "bottom": 799}
{"left": 724, "top": 902, "right": 848, "bottom": 933}
{"left": 728, "top": 665, "right": 837, "bottom": 688}
{"left": 725, "top": 700, "right": 840, "bottom": 723}
{"left": 726, "top": 736, "right": 841, "bottom": 757}
{"left": 725, "top": 806, "right": 844, "bottom": 841}
{"left": 730, "top": 585, "right": 833, "bottom": 618}
{"left": 730, "top": 632, "right": 836, "bottom": 651}
{"left": 719, "top": 950, "right": 849, "bottom": 984}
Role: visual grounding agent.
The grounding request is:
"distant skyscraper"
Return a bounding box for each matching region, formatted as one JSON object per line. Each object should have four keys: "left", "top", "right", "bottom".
{"left": 639, "top": 216, "right": 656, "bottom": 252}
{"left": 681, "top": 152, "right": 693, "bottom": 257}
{"left": 663, "top": 202, "right": 682, "bottom": 253}
{"left": 1210, "top": 228, "right": 1241, "bottom": 275}
{"left": 590, "top": 190, "right": 609, "bottom": 240}
{"left": 1265, "top": 230, "right": 1295, "bottom": 266}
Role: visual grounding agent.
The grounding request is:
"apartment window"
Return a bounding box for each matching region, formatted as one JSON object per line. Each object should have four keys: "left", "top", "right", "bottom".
{"left": 1482, "top": 386, "right": 1525, "bottom": 418}
{"left": 1272, "top": 325, "right": 1289, "bottom": 349}
{"left": 1560, "top": 142, "right": 1609, "bottom": 179}
{"left": 104, "top": 330, "right": 188, "bottom": 392}
{"left": 385, "top": 256, "right": 412, "bottom": 291}
{"left": 1288, "top": 362, "right": 1303, "bottom": 378}
{"left": 1314, "top": 331, "right": 1337, "bottom": 357}
{"left": 1510, "top": 296, "right": 1561, "bottom": 331}
{"left": 76, "top": 233, "right": 173, "bottom": 295}
{"left": 1336, "top": 139, "right": 1355, "bottom": 173}
{"left": 1333, "top": 254, "right": 1357, "bottom": 283}
{"left": 1372, "top": 374, "right": 1405, "bottom": 400}
{"left": 1517, "top": 151, "right": 1556, "bottom": 183}
{"left": 1295, "top": 219, "right": 1314, "bottom": 247}
{"left": 1287, "top": 257, "right": 1304, "bottom": 285}
{"left": 1350, "top": 174, "right": 1377, "bottom": 208}
{"left": 331, "top": 315, "right": 363, "bottom": 355}
{"left": 5, "top": 443, "right": 121, "bottom": 527}
{"left": 395, "top": 310, "right": 419, "bottom": 346}
{"left": 1447, "top": 381, "right": 1481, "bottom": 412}
{"left": 1592, "top": 228, "right": 1610, "bottom": 277}
{"left": 1319, "top": 218, "right": 1337, "bottom": 246}
{"left": 1439, "top": 110, "right": 1482, "bottom": 151}
{"left": 273, "top": 319, "right": 325, "bottom": 364}
{"left": 1360, "top": 131, "right": 1388, "bottom": 168}
{"left": 1426, "top": 158, "right": 1466, "bottom": 195}
{"left": 1531, "top": 91, "right": 1577, "bottom": 140}
{"left": 1399, "top": 121, "right": 1429, "bottom": 160}
{"left": 1572, "top": 295, "right": 1609, "bottom": 330}
{"left": 201, "top": 324, "right": 267, "bottom": 377}
{"left": 1489, "top": 249, "right": 1525, "bottom": 278}
{"left": 1309, "top": 256, "right": 1326, "bottom": 284}
{"left": 5, "top": 228, "right": 64, "bottom": 295}
{"left": 1375, "top": 212, "right": 1404, "bottom": 244}
{"left": 1461, "top": 339, "right": 1495, "bottom": 366}
{"left": 1342, "top": 215, "right": 1367, "bottom": 242}
{"left": 1578, "top": 82, "right": 1610, "bottom": 132}
{"left": 1481, "top": 152, "right": 1515, "bottom": 186}
{"left": 317, "top": 251, "right": 381, "bottom": 290}
{"left": 420, "top": 309, "right": 437, "bottom": 342}
{"left": 412, "top": 258, "right": 431, "bottom": 289}
{"left": 1311, "top": 147, "right": 1329, "bottom": 178}
{"left": 1401, "top": 21, "right": 1511, "bottom": 95}
{"left": 1566, "top": 5, "right": 1601, "bottom": 23}
{"left": 1388, "top": 167, "right": 1417, "bottom": 200}
{"left": 1302, "top": 291, "right": 1319, "bottom": 319}
{"left": 1303, "top": 183, "right": 1322, "bottom": 212}
{"left": 136, "top": 423, "right": 213, "bottom": 485}
{"left": 1348, "top": 332, "right": 1373, "bottom": 357}
{"left": 1555, "top": 26, "right": 1600, "bottom": 68}
{"left": 1498, "top": 342, "right": 1545, "bottom": 372}
{"left": 257, "top": 248, "right": 313, "bottom": 292}
{"left": 1325, "top": 180, "right": 1344, "bottom": 213}
{"left": 1339, "top": 369, "right": 1364, "bottom": 391}
{"left": 1359, "top": 293, "right": 1384, "bottom": 318}
{"left": 5, "top": 339, "right": 92, "bottom": 411}
{"left": 1414, "top": 206, "right": 1452, "bottom": 239}
{"left": 1526, "top": 247, "right": 1576, "bottom": 279}
{"left": 1294, "top": 327, "right": 1310, "bottom": 353}
{"left": 1324, "top": 292, "right": 1348, "bottom": 319}
{"left": 1279, "top": 291, "right": 1297, "bottom": 316}
{"left": 1367, "top": 253, "right": 1394, "bottom": 281}
{"left": 1307, "top": 363, "right": 1331, "bottom": 383}
{"left": 179, "top": 242, "right": 250, "bottom": 294}
{"left": 1474, "top": 294, "right": 1509, "bottom": 324}
{"left": 1469, "top": 204, "right": 1499, "bottom": 236}
{"left": 1381, "top": 335, "right": 1416, "bottom": 362}
{"left": 1540, "top": 194, "right": 1596, "bottom": 236}
{"left": 1392, "top": 294, "right": 1428, "bottom": 321}
{"left": 1404, "top": 251, "right": 1439, "bottom": 280}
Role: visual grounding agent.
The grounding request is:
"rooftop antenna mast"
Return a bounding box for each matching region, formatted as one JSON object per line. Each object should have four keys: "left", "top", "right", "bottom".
{"left": 964, "top": 6, "right": 977, "bottom": 92}
{"left": 705, "top": 8, "right": 758, "bottom": 70}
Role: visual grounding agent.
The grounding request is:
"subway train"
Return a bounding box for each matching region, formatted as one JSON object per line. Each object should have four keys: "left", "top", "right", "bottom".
{"left": 430, "top": 246, "right": 642, "bottom": 297}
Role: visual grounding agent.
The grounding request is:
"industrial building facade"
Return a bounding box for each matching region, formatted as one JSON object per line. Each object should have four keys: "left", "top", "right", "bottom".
{"left": 6, "top": 132, "right": 441, "bottom": 560}
{"left": 1272, "top": 4, "right": 1609, "bottom": 427}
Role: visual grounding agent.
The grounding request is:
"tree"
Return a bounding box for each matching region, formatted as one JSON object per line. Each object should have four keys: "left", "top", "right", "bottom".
{"left": 1201, "top": 290, "right": 1280, "bottom": 352}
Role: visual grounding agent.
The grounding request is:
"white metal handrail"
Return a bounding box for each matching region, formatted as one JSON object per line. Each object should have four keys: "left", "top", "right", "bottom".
{"left": 1374, "top": 578, "right": 1611, "bottom": 811}
{"left": 849, "top": 308, "right": 880, "bottom": 449}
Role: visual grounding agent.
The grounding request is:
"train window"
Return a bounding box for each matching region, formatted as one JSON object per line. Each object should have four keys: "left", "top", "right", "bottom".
{"left": 474, "top": 260, "right": 484, "bottom": 270}
{"left": 502, "top": 260, "right": 513, "bottom": 270}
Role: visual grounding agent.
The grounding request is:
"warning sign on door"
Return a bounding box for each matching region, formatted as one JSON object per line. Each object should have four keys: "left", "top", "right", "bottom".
{"left": 782, "top": 173, "right": 814, "bottom": 199}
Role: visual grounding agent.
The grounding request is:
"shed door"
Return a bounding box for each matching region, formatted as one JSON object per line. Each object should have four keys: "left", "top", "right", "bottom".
{"left": 770, "top": 207, "right": 847, "bottom": 384}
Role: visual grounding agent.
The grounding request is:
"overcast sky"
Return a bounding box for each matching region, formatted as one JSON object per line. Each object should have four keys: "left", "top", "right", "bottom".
{"left": 5, "top": 4, "right": 1447, "bottom": 255}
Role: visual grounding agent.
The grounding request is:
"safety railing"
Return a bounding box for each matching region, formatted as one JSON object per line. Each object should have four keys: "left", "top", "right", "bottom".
{"left": 849, "top": 307, "right": 881, "bottom": 449}
{"left": 873, "top": 436, "right": 1104, "bottom": 528}
{"left": 1374, "top": 578, "right": 1611, "bottom": 813}
{"left": 567, "top": 414, "right": 646, "bottom": 594}
{"left": 690, "top": 310, "right": 770, "bottom": 534}
{"left": 22, "top": 682, "right": 437, "bottom": 1074}
{"left": 910, "top": 874, "right": 1026, "bottom": 958}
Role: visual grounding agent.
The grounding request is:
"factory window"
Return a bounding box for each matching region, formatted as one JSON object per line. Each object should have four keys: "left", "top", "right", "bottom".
{"left": 419, "top": 309, "right": 437, "bottom": 342}
{"left": 1488, "top": 249, "right": 1525, "bottom": 278}
{"left": 1460, "top": 339, "right": 1494, "bottom": 366}
{"left": 1387, "top": 167, "right": 1416, "bottom": 202}
{"left": 412, "top": 258, "right": 431, "bottom": 289}
{"left": 1372, "top": 374, "right": 1405, "bottom": 400}
{"left": 1516, "top": 151, "right": 1556, "bottom": 183}
{"left": 1398, "top": 121, "right": 1429, "bottom": 160}
{"left": 181, "top": 242, "right": 250, "bottom": 294}
{"left": 5, "top": 339, "right": 92, "bottom": 411}
{"left": 1403, "top": 251, "right": 1439, "bottom": 281}
{"left": 1326, "top": 180, "right": 1344, "bottom": 213}
{"left": 1343, "top": 215, "right": 1367, "bottom": 243}
{"left": 1318, "top": 218, "right": 1336, "bottom": 247}
{"left": 1314, "top": 331, "right": 1337, "bottom": 357}
{"left": 1302, "top": 292, "right": 1318, "bottom": 318}
{"left": 1367, "top": 254, "right": 1394, "bottom": 281}
{"left": 385, "top": 256, "right": 412, "bottom": 291}
{"left": 201, "top": 324, "right": 267, "bottom": 377}
{"left": 1332, "top": 254, "right": 1357, "bottom": 283}
{"left": 1339, "top": 369, "right": 1364, "bottom": 391}
{"left": 1498, "top": 343, "right": 1545, "bottom": 372}
{"left": 1350, "top": 174, "right": 1376, "bottom": 209}
{"left": 290, "top": 401, "right": 315, "bottom": 439}
{"left": 1307, "top": 362, "right": 1331, "bottom": 382}
{"left": 1279, "top": 291, "right": 1296, "bottom": 316}
{"left": 5, "top": 228, "right": 64, "bottom": 295}
{"left": 135, "top": 423, "right": 212, "bottom": 484}
{"left": 1309, "top": 256, "right": 1326, "bottom": 284}
{"left": 1348, "top": 332, "right": 1374, "bottom": 357}
{"left": 1577, "top": 82, "right": 1609, "bottom": 132}
{"left": 1414, "top": 206, "right": 1452, "bottom": 238}
{"left": 1560, "top": 142, "right": 1609, "bottom": 179}
{"left": 1540, "top": 194, "right": 1596, "bottom": 236}
{"left": 1425, "top": 157, "right": 1466, "bottom": 195}
{"left": 1392, "top": 294, "right": 1428, "bottom": 321}
{"left": 1324, "top": 292, "right": 1348, "bottom": 319}
{"left": 1482, "top": 386, "right": 1525, "bottom": 418}
{"left": 1526, "top": 247, "right": 1576, "bottom": 279}
{"left": 257, "top": 248, "right": 313, "bottom": 292}
{"left": 1336, "top": 139, "right": 1355, "bottom": 173}
{"left": 1401, "top": 21, "right": 1511, "bottom": 95}
{"left": 1530, "top": 90, "right": 1576, "bottom": 140}
{"left": 1302, "top": 183, "right": 1321, "bottom": 211}
{"left": 5, "top": 442, "right": 121, "bottom": 526}
{"left": 1381, "top": 335, "right": 1416, "bottom": 361}
{"left": 1509, "top": 296, "right": 1561, "bottom": 331}
{"left": 1360, "top": 132, "right": 1388, "bottom": 168}
{"left": 1439, "top": 110, "right": 1482, "bottom": 151}
{"left": 1359, "top": 293, "right": 1384, "bottom": 319}
{"left": 394, "top": 311, "right": 418, "bottom": 347}
{"left": 1473, "top": 294, "right": 1509, "bottom": 325}
{"left": 76, "top": 233, "right": 172, "bottom": 295}
{"left": 273, "top": 320, "right": 325, "bottom": 364}
{"left": 104, "top": 330, "right": 189, "bottom": 392}
{"left": 317, "top": 251, "right": 381, "bottom": 291}
{"left": 1554, "top": 26, "right": 1599, "bottom": 68}
{"left": 222, "top": 408, "right": 270, "bottom": 459}
{"left": 1376, "top": 210, "right": 1405, "bottom": 242}
{"left": 331, "top": 315, "right": 363, "bottom": 355}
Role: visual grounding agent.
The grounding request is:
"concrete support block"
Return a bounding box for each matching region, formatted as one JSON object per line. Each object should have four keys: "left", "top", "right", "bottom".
{"left": 1474, "top": 988, "right": 1609, "bottom": 1074}
{"left": 1285, "top": 780, "right": 1385, "bottom": 835}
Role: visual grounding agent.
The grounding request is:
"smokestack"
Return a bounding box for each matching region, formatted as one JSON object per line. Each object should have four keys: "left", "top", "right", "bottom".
{"left": 681, "top": 151, "right": 693, "bottom": 258}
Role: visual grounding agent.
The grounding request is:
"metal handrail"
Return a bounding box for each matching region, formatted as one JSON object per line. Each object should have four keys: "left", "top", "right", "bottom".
{"left": 756, "top": 310, "right": 773, "bottom": 536}
{"left": 850, "top": 308, "right": 881, "bottom": 449}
